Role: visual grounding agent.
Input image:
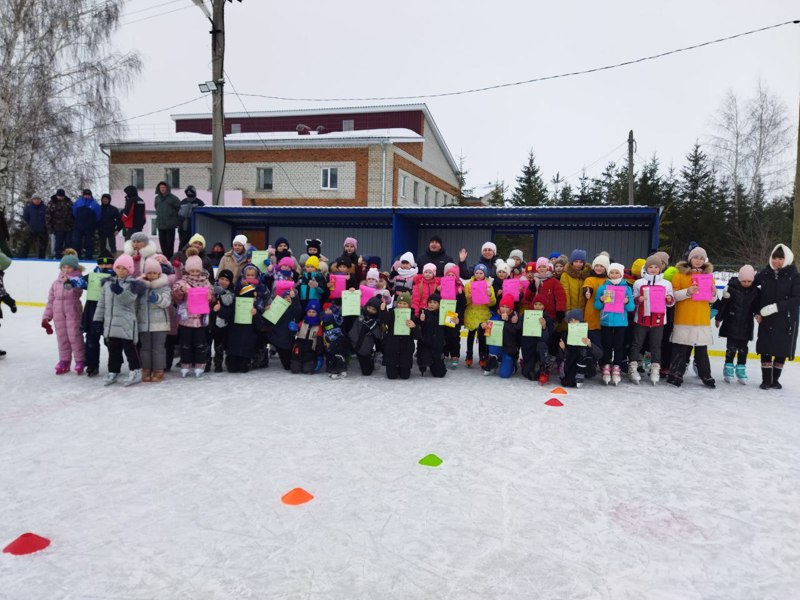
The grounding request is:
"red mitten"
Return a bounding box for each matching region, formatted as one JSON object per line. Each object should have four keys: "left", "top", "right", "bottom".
{"left": 133, "top": 254, "right": 141, "bottom": 261}
{"left": 172, "top": 258, "right": 182, "bottom": 268}
{"left": 41, "top": 320, "right": 54, "bottom": 335}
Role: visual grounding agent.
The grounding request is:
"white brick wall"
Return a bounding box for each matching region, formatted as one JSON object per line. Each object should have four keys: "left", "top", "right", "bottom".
{"left": 395, "top": 168, "right": 453, "bottom": 207}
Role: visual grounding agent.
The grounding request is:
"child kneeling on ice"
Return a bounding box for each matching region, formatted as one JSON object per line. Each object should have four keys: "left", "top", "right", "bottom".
{"left": 348, "top": 295, "right": 387, "bottom": 376}
{"left": 291, "top": 299, "right": 324, "bottom": 374}
{"left": 416, "top": 292, "right": 455, "bottom": 377}
{"left": 594, "top": 262, "right": 635, "bottom": 385}
{"left": 482, "top": 294, "right": 521, "bottom": 378}
{"left": 520, "top": 293, "right": 554, "bottom": 384}
{"left": 558, "top": 309, "right": 601, "bottom": 388}
{"left": 322, "top": 302, "right": 351, "bottom": 379}
{"left": 93, "top": 254, "right": 147, "bottom": 386}
{"left": 383, "top": 292, "right": 417, "bottom": 380}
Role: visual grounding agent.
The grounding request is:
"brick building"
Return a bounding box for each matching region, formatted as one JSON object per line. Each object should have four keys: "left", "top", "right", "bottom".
{"left": 102, "top": 104, "right": 461, "bottom": 210}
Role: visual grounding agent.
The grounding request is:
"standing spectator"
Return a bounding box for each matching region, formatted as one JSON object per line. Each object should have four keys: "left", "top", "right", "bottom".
{"left": 46, "top": 188, "right": 74, "bottom": 259}
{"left": 120, "top": 185, "right": 146, "bottom": 240}
{"left": 177, "top": 185, "right": 205, "bottom": 250}
{"left": 154, "top": 181, "right": 180, "bottom": 256}
{"left": 72, "top": 189, "right": 101, "bottom": 259}
{"left": 417, "top": 235, "right": 456, "bottom": 277}
{"left": 20, "top": 196, "right": 49, "bottom": 258}
{"left": 98, "top": 193, "right": 121, "bottom": 254}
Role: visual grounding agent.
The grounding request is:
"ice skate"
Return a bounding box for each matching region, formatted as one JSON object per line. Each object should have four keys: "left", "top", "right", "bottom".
{"left": 450, "top": 357, "right": 458, "bottom": 369}
{"left": 103, "top": 372, "right": 119, "bottom": 386}
{"left": 575, "top": 373, "right": 585, "bottom": 389}
{"left": 628, "top": 361, "right": 641, "bottom": 384}
{"left": 701, "top": 376, "right": 716, "bottom": 389}
{"left": 611, "top": 365, "right": 621, "bottom": 386}
{"left": 86, "top": 366, "right": 99, "bottom": 377}
{"left": 55, "top": 360, "right": 70, "bottom": 375}
{"left": 180, "top": 367, "right": 190, "bottom": 378}
{"left": 723, "top": 362, "right": 734, "bottom": 383}
{"left": 601, "top": 364, "right": 611, "bottom": 385}
{"left": 735, "top": 364, "right": 748, "bottom": 385}
{"left": 194, "top": 367, "right": 204, "bottom": 378}
{"left": 74, "top": 361, "right": 85, "bottom": 375}
{"left": 650, "top": 363, "right": 661, "bottom": 385}
{"left": 123, "top": 369, "right": 142, "bottom": 387}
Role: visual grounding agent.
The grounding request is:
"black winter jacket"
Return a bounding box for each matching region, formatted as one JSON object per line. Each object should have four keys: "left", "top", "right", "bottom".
{"left": 755, "top": 264, "right": 800, "bottom": 359}
{"left": 713, "top": 278, "right": 759, "bottom": 341}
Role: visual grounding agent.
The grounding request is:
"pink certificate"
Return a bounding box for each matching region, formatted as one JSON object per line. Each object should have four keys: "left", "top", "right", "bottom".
{"left": 645, "top": 286, "right": 666, "bottom": 314}
{"left": 471, "top": 280, "right": 490, "bottom": 305}
{"left": 187, "top": 287, "right": 210, "bottom": 315}
{"left": 440, "top": 277, "right": 456, "bottom": 300}
{"left": 691, "top": 273, "right": 715, "bottom": 302}
{"left": 502, "top": 278, "right": 520, "bottom": 300}
{"left": 330, "top": 274, "right": 347, "bottom": 299}
{"left": 359, "top": 285, "right": 377, "bottom": 306}
{"left": 603, "top": 285, "right": 628, "bottom": 313}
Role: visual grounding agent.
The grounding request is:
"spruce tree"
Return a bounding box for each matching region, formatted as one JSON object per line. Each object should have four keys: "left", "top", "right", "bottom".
{"left": 511, "top": 150, "right": 549, "bottom": 206}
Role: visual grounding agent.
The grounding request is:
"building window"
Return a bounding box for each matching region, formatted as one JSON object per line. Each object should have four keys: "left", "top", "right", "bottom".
{"left": 257, "top": 168, "right": 274, "bottom": 191}
{"left": 131, "top": 168, "right": 144, "bottom": 190}
{"left": 321, "top": 167, "right": 338, "bottom": 190}
{"left": 424, "top": 186, "right": 430, "bottom": 206}
{"left": 165, "top": 168, "right": 180, "bottom": 189}
{"left": 342, "top": 119, "right": 354, "bottom": 131}
{"left": 413, "top": 181, "right": 419, "bottom": 204}
{"left": 435, "top": 191, "right": 440, "bottom": 206}
{"left": 206, "top": 168, "right": 213, "bottom": 190}
{"left": 399, "top": 175, "right": 407, "bottom": 198}
{"left": 443, "top": 194, "right": 449, "bottom": 205}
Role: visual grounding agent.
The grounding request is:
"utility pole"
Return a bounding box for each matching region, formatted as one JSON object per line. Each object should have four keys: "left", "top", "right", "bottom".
{"left": 627, "top": 130, "right": 635, "bottom": 205}
{"left": 793, "top": 98, "right": 800, "bottom": 260}
{"left": 210, "top": 0, "right": 226, "bottom": 206}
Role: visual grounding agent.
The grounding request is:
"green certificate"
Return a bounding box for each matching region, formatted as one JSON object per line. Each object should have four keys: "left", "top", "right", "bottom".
{"left": 393, "top": 308, "right": 411, "bottom": 335}
{"left": 567, "top": 322, "right": 589, "bottom": 346}
{"left": 341, "top": 290, "right": 361, "bottom": 317}
{"left": 250, "top": 250, "right": 270, "bottom": 273}
{"left": 263, "top": 295, "right": 291, "bottom": 324}
{"left": 522, "top": 310, "right": 543, "bottom": 337}
{"left": 486, "top": 320, "right": 504, "bottom": 346}
{"left": 438, "top": 300, "right": 457, "bottom": 325}
{"left": 234, "top": 297, "right": 255, "bottom": 324}
{"left": 86, "top": 272, "right": 110, "bottom": 302}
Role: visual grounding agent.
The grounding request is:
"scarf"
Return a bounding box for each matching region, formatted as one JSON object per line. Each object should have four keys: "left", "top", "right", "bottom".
{"left": 396, "top": 265, "right": 418, "bottom": 278}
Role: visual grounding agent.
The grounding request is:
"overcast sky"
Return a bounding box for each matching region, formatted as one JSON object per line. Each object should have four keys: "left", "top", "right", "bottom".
{"left": 113, "top": 0, "right": 799, "bottom": 196}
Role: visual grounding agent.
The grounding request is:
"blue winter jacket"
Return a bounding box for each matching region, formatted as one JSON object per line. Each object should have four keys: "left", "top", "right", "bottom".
{"left": 594, "top": 281, "right": 635, "bottom": 327}
{"left": 72, "top": 197, "right": 101, "bottom": 229}
{"left": 23, "top": 202, "right": 48, "bottom": 233}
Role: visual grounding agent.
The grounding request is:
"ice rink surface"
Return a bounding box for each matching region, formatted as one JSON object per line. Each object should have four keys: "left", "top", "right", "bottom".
{"left": 1, "top": 307, "right": 799, "bottom": 599}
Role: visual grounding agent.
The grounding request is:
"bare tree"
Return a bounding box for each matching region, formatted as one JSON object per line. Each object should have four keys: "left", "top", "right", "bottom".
{"left": 708, "top": 82, "right": 793, "bottom": 220}
{"left": 0, "top": 0, "right": 141, "bottom": 236}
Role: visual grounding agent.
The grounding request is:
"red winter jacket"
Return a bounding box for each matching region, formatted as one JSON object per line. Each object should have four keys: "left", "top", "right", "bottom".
{"left": 411, "top": 274, "right": 440, "bottom": 316}
{"left": 524, "top": 275, "right": 566, "bottom": 321}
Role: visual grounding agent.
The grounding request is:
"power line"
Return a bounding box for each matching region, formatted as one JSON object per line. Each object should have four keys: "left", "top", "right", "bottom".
{"left": 82, "top": 95, "right": 208, "bottom": 134}
{"left": 121, "top": 3, "right": 194, "bottom": 26}
{"left": 232, "top": 20, "right": 799, "bottom": 102}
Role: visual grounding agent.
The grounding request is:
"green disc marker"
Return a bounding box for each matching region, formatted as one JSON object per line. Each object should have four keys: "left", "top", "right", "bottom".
{"left": 419, "top": 454, "right": 443, "bottom": 467}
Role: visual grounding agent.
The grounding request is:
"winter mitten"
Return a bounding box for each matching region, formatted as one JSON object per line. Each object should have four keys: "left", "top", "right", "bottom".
{"left": 760, "top": 303, "right": 778, "bottom": 317}
{"left": 148, "top": 291, "right": 158, "bottom": 303}
{"left": 91, "top": 321, "right": 104, "bottom": 336}
{"left": 172, "top": 257, "right": 182, "bottom": 268}
{"left": 129, "top": 280, "right": 147, "bottom": 296}
{"left": 69, "top": 277, "right": 87, "bottom": 289}
{"left": 110, "top": 281, "right": 124, "bottom": 295}
{"left": 41, "top": 319, "right": 53, "bottom": 335}
{"left": 288, "top": 321, "right": 299, "bottom": 332}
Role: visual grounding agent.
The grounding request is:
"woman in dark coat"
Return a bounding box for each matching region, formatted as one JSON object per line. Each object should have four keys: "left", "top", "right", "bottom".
{"left": 755, "top": 243, "right": 800, "bottom": 390}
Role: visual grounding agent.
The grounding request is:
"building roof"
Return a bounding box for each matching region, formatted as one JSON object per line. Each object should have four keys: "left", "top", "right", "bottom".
{"left": 101, "top": 128, "right": 423, "bottom": 152}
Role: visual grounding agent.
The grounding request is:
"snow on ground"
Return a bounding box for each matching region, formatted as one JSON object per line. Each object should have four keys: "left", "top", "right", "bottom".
{"left": 1, "top": 306, "right": 799, "bottom": 600}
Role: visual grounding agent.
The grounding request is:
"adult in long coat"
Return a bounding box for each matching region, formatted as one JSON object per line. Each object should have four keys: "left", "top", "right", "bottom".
{"left": 154, "top": 181, "right": 181, "bottom": 256}
{"left": 755, "top": 243, "right": 800, "bottom": 389}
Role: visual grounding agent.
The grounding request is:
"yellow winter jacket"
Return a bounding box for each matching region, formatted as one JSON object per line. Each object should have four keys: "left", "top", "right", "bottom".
{"left": 464, "top": 278, "right": 496, "bottom": 331}
{"left": 560, "top": 264, "right": 590, "bottom": 312}
{"left": 672, "top": 261, "right": 714, "bottom": 326}
{"left": 582, "top": 275, "right": 607, "bottom": 331}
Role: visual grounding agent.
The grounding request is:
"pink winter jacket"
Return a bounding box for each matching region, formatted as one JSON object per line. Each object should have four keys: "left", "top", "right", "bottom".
{"left": 43, "top": 270, "right": 84, "bottom": 332}
{"left": 411, "top": 274, "right": 440, "bottom": 316}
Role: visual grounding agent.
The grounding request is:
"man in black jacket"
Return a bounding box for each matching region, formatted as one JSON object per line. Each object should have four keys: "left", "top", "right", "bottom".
{"left": 98, "top": 194, "right": 121, "bottom": 254}
{"left": 178, "top": 185, "right": 205, "bottom": 250}
{"left": 417, "top": 235, "right": 461, "bottom": 277}
{"left": 121, "top": 185, "right": 146, "bottom": 240}
{"left": 20, "top": 196, "right": 49, "bottom": 258}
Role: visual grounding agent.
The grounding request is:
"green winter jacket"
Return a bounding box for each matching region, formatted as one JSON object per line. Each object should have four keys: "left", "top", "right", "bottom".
{"left": 154, "top": 182, "right": 181, "bottom": 230}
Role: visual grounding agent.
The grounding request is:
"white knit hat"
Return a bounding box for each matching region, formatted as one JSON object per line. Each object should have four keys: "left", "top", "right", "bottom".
{"left": 494, "top": 259, "right": 511, "bottom": 275}
{"left": 608, "top": 262, "right": 625, "bottom": 277}
{"left": 482, "top": 242, "right": 497, "bottom": 254}
{"left": 592, "top": 254, "right": 610, "bottom": 272}
{"left": 232, "top": 234, "right": 248, "bottom": 246}
{"left": 399, "top": 251, "right": 415, "bottom": 265}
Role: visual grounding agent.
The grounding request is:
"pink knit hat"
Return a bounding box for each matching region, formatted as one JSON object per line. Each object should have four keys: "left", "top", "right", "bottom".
{"left": 144, "top": 257, "right": 162, "bottom": 275}
{"left": 738, "top": 264, "right": 755, "bottom": 281}
{"left": 278, "top": 256, "right": 295, "bottom": 269}
{"left": 113, "top": 254, "right": 134, "bottom": 273}
{"left": 423, "top": 263, "right": 437, "bottom": 274}
{"left": 446, "top": 264, "right": 460, "bottom": 277}
{"left": 366, "top": 267, "right": 380, "bottom": 281}
{"left": 185, "top": 254, "right": 203, "bottom": 272}
{"left": 344, "top": 237, "right": 357, "bottom": 249}
{"left": 536, "top": 257, "right": 550, "bottom": 270}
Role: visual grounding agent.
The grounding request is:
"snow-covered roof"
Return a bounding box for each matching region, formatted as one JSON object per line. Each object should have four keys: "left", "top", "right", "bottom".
{"left": 170, "top": 103, "right": 431, "bottom": 121}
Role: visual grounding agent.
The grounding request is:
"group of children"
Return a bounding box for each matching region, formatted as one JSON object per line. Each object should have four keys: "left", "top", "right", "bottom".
{"left": 4, "top": 233, "right": 799, "bottom": 391}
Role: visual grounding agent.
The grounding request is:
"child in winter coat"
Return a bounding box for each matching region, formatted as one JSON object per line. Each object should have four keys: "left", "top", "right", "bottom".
{"left": 291, "top": 299, "right": 325, "bottom": 374}
{"left": 382, "top": 291, "right": 417, "bottom": 380}
{"left": 520, "top": 293, "right": 554, "bottom": 384}
{"left": 560, "top": 249, "right": 590, "bottom": 314}
{"left": 93, "top": 254, "right": 147, "bottom": 386}
{"left": 558, "top": 309, "right": 601, "bottom": 388}
{"left": 137, "top": 257, "right": 173, "bottom": 382}
{"left": 754, "top": 243, "right": 800, "bottom": 390}
{"left": 81, "top": 254, "right": 115, "bottom": 377}
{"left": 210, "top": 269, "right": 236, "bottom": 372}
{"left": 712, "top": 265, "right": 759, "bottom": 384}
{"left": 389, "top": 252, "right": 418, "bottom": 300}
{"left": 124, "top": 231, "right": 158, "bottom": 277}
{"left": 172, "top": 248, "right": 214, "bottom": 378}
{"left": 629, "top": 254, "right": 675, "bottom": 384}
{"left": 348, "top": 295, "right": 387, "bottom": 376}
{"left": 415, "top": 292, "right": 455, "bottom": 377}
{"left": 464, "top": 263, "right": 497, "bottom": 367}
{"left": 322, "top": 302, "right": 351, "bottom": 379}
{"left": 491, "top": 260, "right": 517, "bottom": 305}
{"left": 483, "top": 294, "right": 521, "bottom": 378}
{"left": 296, "top": 255, "right": 328, "bottom": 312}
{"left": 525, "top": 256, "right": 566, "bottom": 359}
{"left": 582, "top": 253, "right": 609, "bottom": 340}
{"left": 668, "top": 246, "right": 716, "bottom": 388}
{"left": 227, "top": 264, "right": 270, "bottom": 373}
{"left": 0, "top": 251, "right": 17, "bottom": 358}
{"left": 268, "top": 288, "right": 303, "bottom": 371}
{"left": 440, "top": 264, "right": 466, "bottom": 367}
{"left": 411, "top": 263, "right": 439, "bottom": 316}
{"left": 43, "top": 254, "right": 86, "bottom": 375}
{"left": 594, "top": 262, "right": 635, "bottom": 385}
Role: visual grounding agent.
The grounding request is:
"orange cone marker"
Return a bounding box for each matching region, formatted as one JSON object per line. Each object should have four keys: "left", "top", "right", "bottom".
{"left": 281, "top": 488, "right": 314, "bottom": 505}
{"left": 550, "top": 387, "right": 568, "bottom": 395}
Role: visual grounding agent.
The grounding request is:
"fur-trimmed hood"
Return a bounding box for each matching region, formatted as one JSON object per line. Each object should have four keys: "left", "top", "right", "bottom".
{"left": 124, "top": 239, "right": 157, "bottom": 259}
{"left": 139, "top": 273, "right": 169, "bottom": 289}
{"left": 676, "top": 260, "right": 714, "bottom": 275}
{"left": 565, "top": 264, "right": 590, "bottom": 280}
